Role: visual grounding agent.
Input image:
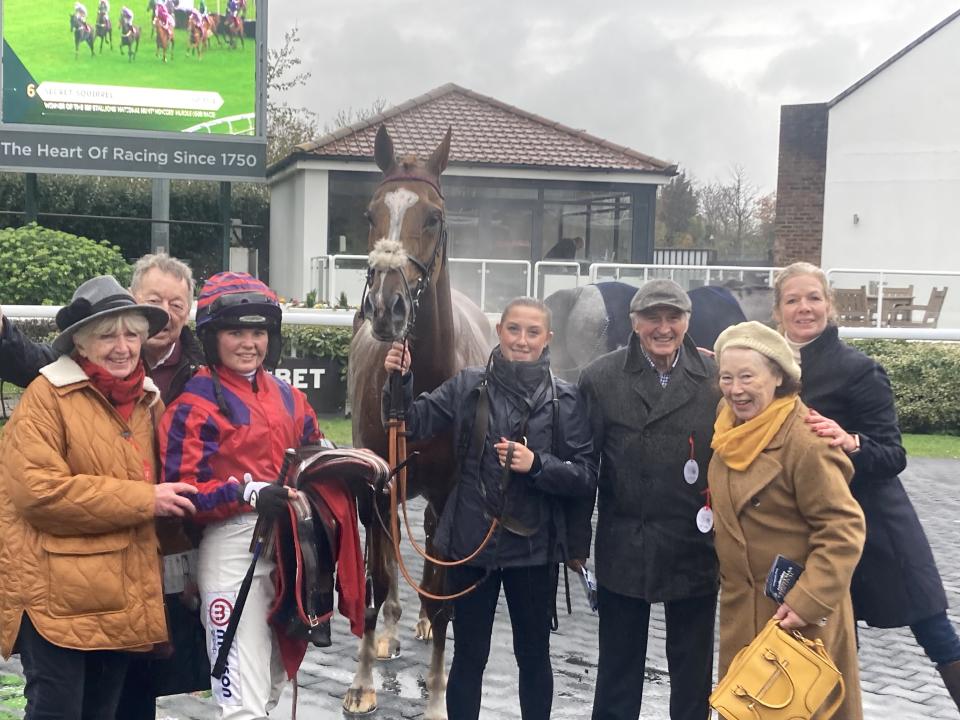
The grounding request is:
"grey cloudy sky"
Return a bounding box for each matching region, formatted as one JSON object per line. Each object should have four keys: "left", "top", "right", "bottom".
{"left": 268, "top": 0, "right": 959, "bottom": 192}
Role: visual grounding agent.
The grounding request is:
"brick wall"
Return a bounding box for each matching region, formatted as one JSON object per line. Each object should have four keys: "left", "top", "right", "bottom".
{"left": 773, "top": 103, "right": 829, "bottom": 266}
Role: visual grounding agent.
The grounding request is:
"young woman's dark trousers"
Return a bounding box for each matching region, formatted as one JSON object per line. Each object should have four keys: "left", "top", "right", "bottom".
{"left": 446, "top": 564, "right": 554, "bottom": 720}
{"left": 17, "top": 614, "right": 130, "bottom": 720}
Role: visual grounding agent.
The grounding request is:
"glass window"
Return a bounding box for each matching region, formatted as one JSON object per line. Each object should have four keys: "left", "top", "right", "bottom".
{"left": 543, "top": 191, "right": 633, "bottom": 263}
{"left": 327, "top": 172, "right": 642, "bottom": 267}
{"left": 328, "top": 172, "right": 379, "bottom": 256}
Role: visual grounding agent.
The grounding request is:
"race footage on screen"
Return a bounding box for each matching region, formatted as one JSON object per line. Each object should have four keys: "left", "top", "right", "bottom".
{"left": 1, "top": 0, "right": 257, "bottom": 135}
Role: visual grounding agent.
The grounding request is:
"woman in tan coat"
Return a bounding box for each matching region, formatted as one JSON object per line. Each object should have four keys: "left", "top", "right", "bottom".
{"left": 709, "top": 321, "right": 866, "bottom": 720}
{"left": 0, "top": 275, "right": 198, "bottom": 720}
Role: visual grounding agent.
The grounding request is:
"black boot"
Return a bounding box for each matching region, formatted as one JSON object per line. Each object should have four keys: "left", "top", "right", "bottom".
{"left": 939, "top": 660, "right": 960, "bottom": 712}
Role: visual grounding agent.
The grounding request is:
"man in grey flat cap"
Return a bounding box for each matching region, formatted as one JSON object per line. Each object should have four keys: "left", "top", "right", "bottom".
{"left": 576, "top": 279, "right": 721, "bottom": 720}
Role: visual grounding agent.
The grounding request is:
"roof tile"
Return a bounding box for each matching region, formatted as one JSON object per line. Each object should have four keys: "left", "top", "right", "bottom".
{"left": 294, "top": 83, "right": 674, "bottom": 173}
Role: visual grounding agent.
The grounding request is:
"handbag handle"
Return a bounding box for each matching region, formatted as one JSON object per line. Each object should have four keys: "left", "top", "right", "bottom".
{"left": 733, "top": 648, "right": 796, "bottom": 710}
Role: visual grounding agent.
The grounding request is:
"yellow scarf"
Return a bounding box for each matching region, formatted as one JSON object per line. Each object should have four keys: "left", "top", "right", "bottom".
{"left": 711, "top": 395, "right": 798, "bottom": 471}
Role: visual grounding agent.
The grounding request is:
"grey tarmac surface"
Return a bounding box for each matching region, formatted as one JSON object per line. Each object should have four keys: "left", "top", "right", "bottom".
{"left": 1, "top": 457, "right": 957, "bottom": 719}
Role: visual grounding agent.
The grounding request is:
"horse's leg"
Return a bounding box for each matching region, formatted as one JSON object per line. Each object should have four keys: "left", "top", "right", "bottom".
{"left": 420, "top": 520, "right": 449, "bottom": 720}
{"left": 343, "top": 521, "right": 391, "bottom": 715}
{"left": 415, "top": 503, "right": 440, "bottom": 641}
{"left": 375, "top": 556, "right": 401, "bottom": 659}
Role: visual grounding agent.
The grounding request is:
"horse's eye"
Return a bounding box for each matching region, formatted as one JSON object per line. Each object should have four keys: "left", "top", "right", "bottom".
{"left": 424, "top": 213, "right": 441, "bottom": 229}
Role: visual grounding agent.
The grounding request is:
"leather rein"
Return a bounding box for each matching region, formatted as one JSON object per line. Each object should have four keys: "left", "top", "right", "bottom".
{"left": 364, "top": 175, "right": 500, "bottom": 601}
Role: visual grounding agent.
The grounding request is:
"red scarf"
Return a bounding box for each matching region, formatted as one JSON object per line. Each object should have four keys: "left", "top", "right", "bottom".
{"left": 76, "top": 355, "right": 146, "bottom": 421}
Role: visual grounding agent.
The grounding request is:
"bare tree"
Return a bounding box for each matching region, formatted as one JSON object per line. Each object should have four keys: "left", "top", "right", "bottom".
{"left": 695, "top": 166, "right": 768, "bottom": 261}
{"left": 266, "top": 26, "right": 319, "bottom": 165}
{"left": 726, "top": 165, "right": 758, "bottom": 258}
{"left": 321, "top": 98, "right": 388, "bottom": 135}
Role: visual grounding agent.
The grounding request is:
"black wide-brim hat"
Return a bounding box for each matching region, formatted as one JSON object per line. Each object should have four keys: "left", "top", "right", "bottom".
{"left": 53, "top": 275, "right": 170, "bottom": 354}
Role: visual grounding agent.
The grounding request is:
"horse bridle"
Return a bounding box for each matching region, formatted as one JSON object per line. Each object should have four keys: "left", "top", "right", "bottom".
{"left": 359, "top": 175, "right": 448, "bottom": 337}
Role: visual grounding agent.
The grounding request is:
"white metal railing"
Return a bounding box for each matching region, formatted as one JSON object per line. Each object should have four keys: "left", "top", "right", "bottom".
{"left": 1, "top": 305, "right": 357, "bottom": 327}
{"left": 533, "top": 261, "right": 583, "bottom": 299}
{"left": 449, "top": 258, "right": 531, "bottom": 312}
{"left": 183, "top": 113, "right": 256, "bottom": 135}
{"left": 588, "top": 263, "right": 780, "bottom": 288}
{"left": 327, "top": 254, "right": 370, "bottom": 308}
{"left": 5, "top": 305, "right": 958, "bottom": 340}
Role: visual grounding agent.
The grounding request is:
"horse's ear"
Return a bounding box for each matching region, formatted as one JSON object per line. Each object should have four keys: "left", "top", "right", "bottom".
{"left": 374, "top": 125, "right": 396, "bottom": 175}
{"left": 426, "top": 127, "right": 452, "bottom": 178}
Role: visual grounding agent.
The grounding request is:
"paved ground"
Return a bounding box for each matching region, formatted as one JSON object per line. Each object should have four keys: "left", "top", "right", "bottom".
{"left": 1, "top": 457, "right": 958, "bottom": 719}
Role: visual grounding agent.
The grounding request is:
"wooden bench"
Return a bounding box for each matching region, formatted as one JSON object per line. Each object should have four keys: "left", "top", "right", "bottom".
{"left": 888, "top": 287, "right": 948, "bottom": 328}
{"left": 833, "top": 287, "right": 871, "bottom": 326}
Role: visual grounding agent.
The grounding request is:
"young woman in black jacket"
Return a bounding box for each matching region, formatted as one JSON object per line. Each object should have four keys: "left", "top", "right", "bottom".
{"left": 773, "top": 262, "right": 960, "bottom": 711}
{"left": 383, "top": 297, "right": 597, "bottom": 720}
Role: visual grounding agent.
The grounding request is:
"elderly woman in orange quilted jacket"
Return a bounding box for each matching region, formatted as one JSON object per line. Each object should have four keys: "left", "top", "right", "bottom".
{"left": 0, "top": 276, "right": 198, "bottom": 720}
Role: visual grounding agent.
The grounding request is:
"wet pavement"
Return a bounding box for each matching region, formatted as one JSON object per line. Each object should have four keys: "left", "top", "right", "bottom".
{"left": 1, "top": 457, "right": 958, "bottom": 719}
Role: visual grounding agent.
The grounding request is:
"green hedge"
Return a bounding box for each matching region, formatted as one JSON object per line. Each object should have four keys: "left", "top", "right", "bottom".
{"left": 849, "top": 340, "right": 960, "bottom": 434}
{"left": 0, "top": 224, "right": 130, "bottom": 304}
{"left": 281, "top": 325, "right": 352, "bottom": 380}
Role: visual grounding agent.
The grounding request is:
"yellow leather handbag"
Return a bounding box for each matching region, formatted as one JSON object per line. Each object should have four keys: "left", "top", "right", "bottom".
{"left": 710, "top": 618, "right": 845, "bottom": 720}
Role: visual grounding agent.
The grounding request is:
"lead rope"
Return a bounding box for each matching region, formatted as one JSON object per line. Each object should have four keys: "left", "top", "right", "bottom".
{"left": 384, "top": 364, "right": 506, "bottom": 601}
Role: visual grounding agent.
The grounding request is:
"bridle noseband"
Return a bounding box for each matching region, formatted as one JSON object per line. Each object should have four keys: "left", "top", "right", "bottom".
{"left": 360, "top": 176, "right": 448, "bottom": 337}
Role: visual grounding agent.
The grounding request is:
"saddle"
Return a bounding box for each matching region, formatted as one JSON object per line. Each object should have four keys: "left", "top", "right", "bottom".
{"left": 267, "top": 446, "right": 388, "bottom": 679}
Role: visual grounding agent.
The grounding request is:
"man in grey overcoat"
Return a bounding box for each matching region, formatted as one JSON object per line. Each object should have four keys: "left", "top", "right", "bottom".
{"left": 576, "top": 279, "right": 720, "bottom": 720}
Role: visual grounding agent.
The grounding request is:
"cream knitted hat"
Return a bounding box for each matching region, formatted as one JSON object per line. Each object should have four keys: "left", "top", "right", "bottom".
{"left": 713, "top": 321, "right": 801, "bottom": 382}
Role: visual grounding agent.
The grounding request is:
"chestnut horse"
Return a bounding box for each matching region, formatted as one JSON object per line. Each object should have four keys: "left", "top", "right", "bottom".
{"left": 344, "top": 125, "right": 493, "bottom": 720}
{"left": 154, "top": 14, "right": 174, "bottom": 61}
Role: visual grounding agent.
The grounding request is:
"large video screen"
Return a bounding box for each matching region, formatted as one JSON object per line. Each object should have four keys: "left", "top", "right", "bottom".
{"left": 1, "top": 0, "right": 258, "bottom": 137}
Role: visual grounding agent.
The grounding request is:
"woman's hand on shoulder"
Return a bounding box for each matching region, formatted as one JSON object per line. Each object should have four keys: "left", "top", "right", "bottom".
{"left": 384, "top": 341, "right": 411, "bottom": 375}
{"left": 774, "top": 602, "right": 810, "bottom": 630}
{"left": 804, "top": 408, "right": 857, "bottom": 453}
{"left": 155, "top": 482, "right": 198, "bottom": 517}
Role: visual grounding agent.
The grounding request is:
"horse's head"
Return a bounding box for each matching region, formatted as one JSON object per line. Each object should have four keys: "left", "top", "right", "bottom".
{"left": 362, "top": 124, "right": 451, "bottom": 342}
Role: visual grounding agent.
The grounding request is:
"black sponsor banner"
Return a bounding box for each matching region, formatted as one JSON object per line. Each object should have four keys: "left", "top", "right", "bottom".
{"left": 0, "top": 128, "right": 265, "bottom": 182}
{"left": 272, "top": 357, "right": 347, "bottom": 415}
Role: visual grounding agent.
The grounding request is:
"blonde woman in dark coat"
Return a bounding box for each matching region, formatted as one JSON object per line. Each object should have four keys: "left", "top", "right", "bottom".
{"left": 773, "top": 262, "right": 960, "bottom": 711}
{"left": 709, "top": 322, "right": 865, "bottom": 720}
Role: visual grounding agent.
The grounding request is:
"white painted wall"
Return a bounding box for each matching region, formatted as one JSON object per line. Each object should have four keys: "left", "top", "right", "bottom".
{"left": 822, "top": 21, "right": 960, "bottom": 273}
{"left": 268, "top": 168, "right": 329, "bottom": 301}
{"left": 821, "top": 19, "right": 960, "bottom": 325}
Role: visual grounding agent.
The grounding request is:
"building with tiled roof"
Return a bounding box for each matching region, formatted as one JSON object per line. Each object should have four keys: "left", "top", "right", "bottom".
{"left": 268, "top": 84, "right": 677, "bottom": 305}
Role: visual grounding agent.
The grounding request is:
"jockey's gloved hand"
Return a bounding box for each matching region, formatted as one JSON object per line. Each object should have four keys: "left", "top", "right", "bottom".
{"left": 241, "top": 475, "right": 292, "bottom": 519}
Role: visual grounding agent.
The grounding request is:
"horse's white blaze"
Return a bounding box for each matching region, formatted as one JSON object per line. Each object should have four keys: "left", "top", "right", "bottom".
{"left": 385, "top": 187, "right": 419, "bottom": 244}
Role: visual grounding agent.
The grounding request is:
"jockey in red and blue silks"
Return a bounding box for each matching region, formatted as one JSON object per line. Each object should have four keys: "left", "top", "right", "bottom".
{"left": 159, "top": 272, "right": 335, "bottom": 718}
{"left": 98, "top": 0, "right": 109, "bottom": 15}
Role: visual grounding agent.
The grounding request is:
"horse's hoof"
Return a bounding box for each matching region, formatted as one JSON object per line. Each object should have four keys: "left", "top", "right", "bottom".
{"left": 342, "top": 687, "right": 377, "bottom": 716}
{"left": 415, "top": 618, "right": 433, "bottom": 641}
{"left": 375, "top": 637, "right": 401, "bottom": 660}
